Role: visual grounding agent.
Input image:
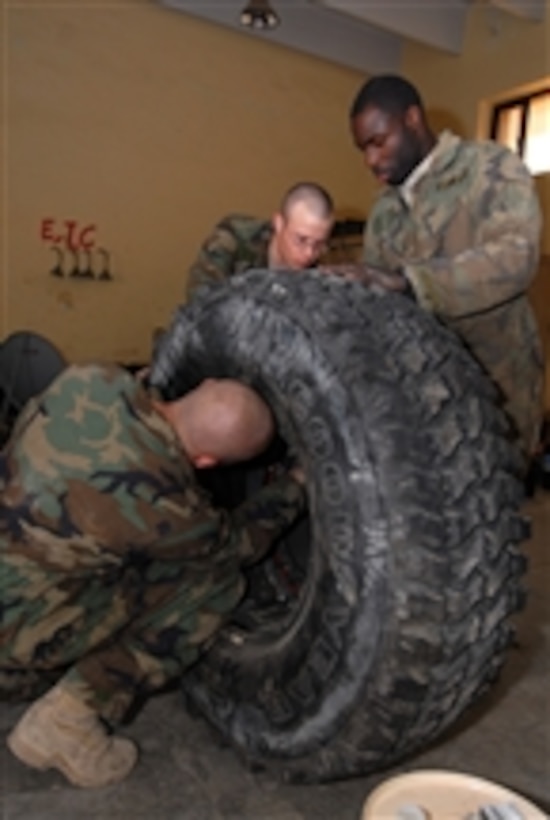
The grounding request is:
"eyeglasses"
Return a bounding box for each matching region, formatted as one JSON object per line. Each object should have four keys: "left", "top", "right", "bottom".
{"left": 288, "top": 232, "right": 328, "bottom": 255}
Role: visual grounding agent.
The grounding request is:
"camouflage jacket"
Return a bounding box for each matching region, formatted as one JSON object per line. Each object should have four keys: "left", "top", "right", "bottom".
{"left": 185, "top": 215, "right": 272, "bottom": 299}
{"left": 0, "top": 364, "right": 305, "bottom": 666}
{"left": 364, "top": 130, "right": 544, "bottom": 456}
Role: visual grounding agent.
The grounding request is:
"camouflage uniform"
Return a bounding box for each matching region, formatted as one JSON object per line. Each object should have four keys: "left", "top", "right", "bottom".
{"left": 364, "top": 130, "right": 544, "bottom": 458}
{"left": 186, "top": 215, "right": 272, "bottom": 298}
{"left": 0, "top": 364, "right": 305, "bottom": 722}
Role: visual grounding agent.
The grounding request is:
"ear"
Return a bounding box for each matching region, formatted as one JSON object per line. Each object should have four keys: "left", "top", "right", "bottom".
{"left": 405, "top": 105, "right": 423, "bottom": 132}
{"left": 192, "top": 453, "right": 218, "bottom": 470}
{"left": 272, "top": 212, "right": 284, "bottom": 234}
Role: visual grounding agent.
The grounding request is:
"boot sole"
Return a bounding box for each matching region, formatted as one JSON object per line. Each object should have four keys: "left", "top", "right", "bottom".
{"left": 7, "top": 727, "right": 137, "bottom": 788}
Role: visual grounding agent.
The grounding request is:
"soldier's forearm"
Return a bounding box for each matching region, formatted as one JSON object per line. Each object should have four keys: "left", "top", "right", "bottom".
{"left": 404, "top": 236, "right": 538, "bottom": 319}
{"left": 231, "top": 476, "right": 307, "bottom": 565}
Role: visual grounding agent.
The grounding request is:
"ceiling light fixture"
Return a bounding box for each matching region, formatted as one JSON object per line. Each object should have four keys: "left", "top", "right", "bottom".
{"left": 240, "top": 0, "right": 280, "bottom": 31}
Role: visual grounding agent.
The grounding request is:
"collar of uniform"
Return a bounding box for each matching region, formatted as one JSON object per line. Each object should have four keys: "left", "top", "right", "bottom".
{"left": 400, "top": 146, "right": 436, "bottom": 207}
{"left": 399, "top": 130, "right": 461, "bottom": 207}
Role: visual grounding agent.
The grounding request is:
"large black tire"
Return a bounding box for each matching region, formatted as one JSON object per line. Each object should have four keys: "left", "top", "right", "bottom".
{"left": 150, "top": 270, "right": 527, "bottom": 783}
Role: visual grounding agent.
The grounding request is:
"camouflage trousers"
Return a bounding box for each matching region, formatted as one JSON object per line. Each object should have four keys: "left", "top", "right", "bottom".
{"left": 1, "top": 558, "right": 244, "bottom": 724}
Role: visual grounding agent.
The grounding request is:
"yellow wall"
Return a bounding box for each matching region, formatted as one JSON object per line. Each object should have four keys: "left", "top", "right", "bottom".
{"left": 3, "top": 0, "right": 549, "bottom": 403}
{"left": 402, "top": 3, "right": 550, "bottom": 411}
{"left": 2, "top": 1, "right": 371, "bottom": 362}
{"left": 402, "top": 4, "right": 547, "bottom": 135}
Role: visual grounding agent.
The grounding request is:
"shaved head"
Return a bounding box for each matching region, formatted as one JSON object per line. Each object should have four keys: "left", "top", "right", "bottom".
{"left": 279, "top": 182, "right": 333, "bottom": 222}
{"left": 158, "top": 379, "right": 275, "bottom": 468}
{"left": 270, "top": 182, "right": 334, "bottom": 270}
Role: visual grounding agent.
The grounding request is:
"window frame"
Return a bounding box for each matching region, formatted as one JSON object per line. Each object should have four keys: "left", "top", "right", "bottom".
{"left": 490, "top": 88, "right": 550, "bottom": 161}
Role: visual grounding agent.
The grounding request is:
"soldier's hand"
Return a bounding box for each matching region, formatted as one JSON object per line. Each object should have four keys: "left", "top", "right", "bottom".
{"left": 135, "top": 366, "right": 150, "bottom": 383}
{"left": 281, "top": 448, "right": 306, "bottom": 487}
{"left": 317, "top": 262, "right": 361, "bottom": 281}
{"left": 318, "top": 263, "right": 411, "bottom": 295}
{"left": 289, "top": 465, "right": 306, "bottom": 486}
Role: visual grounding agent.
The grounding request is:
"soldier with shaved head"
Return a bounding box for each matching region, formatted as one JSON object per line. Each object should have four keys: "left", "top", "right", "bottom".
{"left": 0, "top": 364, "right": 305, "bottom": 788}
{"left": 185, "top": 181, "right": 335, "bottom": 298}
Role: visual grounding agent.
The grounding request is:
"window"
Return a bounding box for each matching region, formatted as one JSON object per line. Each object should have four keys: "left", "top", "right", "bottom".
{"left": 490, "top": 89, "right": 550, "bottom": 175}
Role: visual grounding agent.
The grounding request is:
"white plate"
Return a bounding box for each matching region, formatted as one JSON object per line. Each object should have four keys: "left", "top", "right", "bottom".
{"left": 360, "top": 769, "right": 548, "bottom": 820}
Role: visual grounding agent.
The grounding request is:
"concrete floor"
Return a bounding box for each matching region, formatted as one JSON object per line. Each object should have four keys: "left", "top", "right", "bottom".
{"left": 1, "top": 492, "right": 548, "bottom": 820}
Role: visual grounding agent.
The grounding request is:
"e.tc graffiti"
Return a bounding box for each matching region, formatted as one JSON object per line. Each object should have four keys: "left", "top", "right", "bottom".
{"left": 40, "top": 218, "right": 97, "bottom": 251}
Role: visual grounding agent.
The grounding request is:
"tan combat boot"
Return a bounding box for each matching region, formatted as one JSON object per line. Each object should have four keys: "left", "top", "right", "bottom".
{"left": 6, "top": 680, "right": 138, "bottom": 788}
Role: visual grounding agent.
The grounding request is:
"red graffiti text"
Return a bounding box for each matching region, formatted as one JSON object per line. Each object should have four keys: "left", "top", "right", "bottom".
{"left": 40, "top": 218, "right": 97, "bottom": 251}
